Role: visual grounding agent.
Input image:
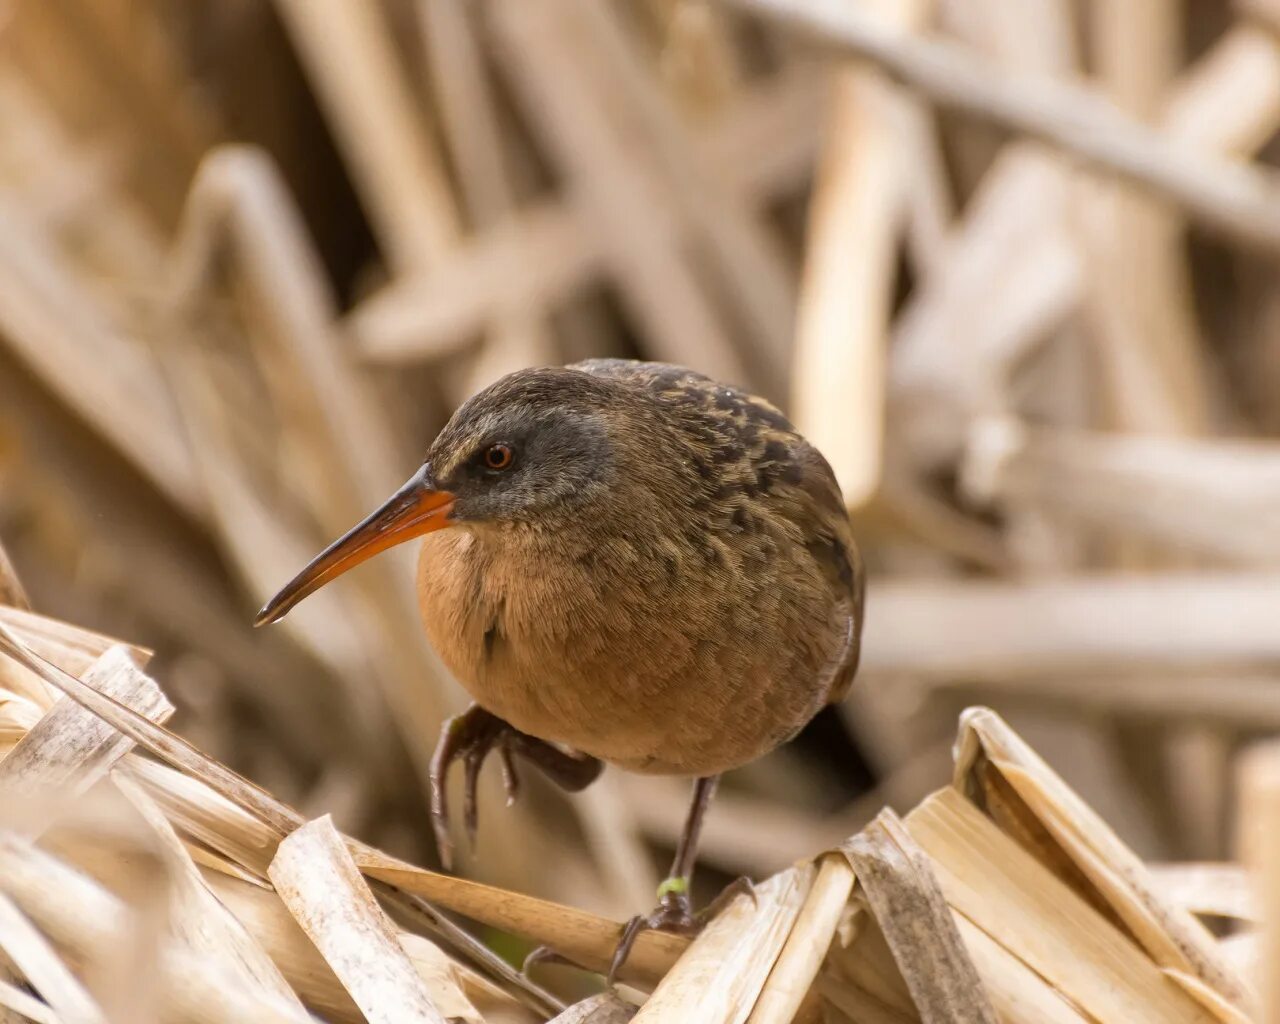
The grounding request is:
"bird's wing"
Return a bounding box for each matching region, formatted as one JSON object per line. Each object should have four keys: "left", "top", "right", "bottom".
{"left": 573, "top": 358, "right": 866, "bottom": 703}
{"left": 821, "top": 553, "right": 865, "bottom": 704}
{"left": 798, "top": 451, "right": 865, "bottom": 704}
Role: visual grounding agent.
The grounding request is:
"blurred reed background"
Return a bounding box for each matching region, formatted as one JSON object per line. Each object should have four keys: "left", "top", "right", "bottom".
{"left": 2, "top": 0, "right": 1280, "bottom": 1014}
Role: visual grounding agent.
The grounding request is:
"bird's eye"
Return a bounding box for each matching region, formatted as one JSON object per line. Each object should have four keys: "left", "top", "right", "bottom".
{"left": 482, "top": 443, "right": 514, "bottom": 471}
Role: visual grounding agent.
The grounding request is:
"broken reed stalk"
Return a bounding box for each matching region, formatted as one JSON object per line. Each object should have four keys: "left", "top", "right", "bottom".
{"left": 789, "top": 0, "right": 923, "bottom": 510}
{"left": 269, "top": 816, "right": 449, "bottom": 1024}
{"left": 722, "top": 0, "right": 1280, "bottom": 253}
{"left": 0, "top": 621, "right": 566, "bottom": 1018}
{"left": 0, "top": 609, "right": 1264, "bottom": 1022}
{"left": 744, "top": 853, "right": 854, "bottom": 1023}
{"left": 844, "top": 809, "right": 998, "bottom": 1022}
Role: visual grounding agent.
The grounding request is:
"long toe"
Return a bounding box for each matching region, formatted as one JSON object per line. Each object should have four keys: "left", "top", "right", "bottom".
{"left": 695, "top": 875, "right": 757, "bottom": 925}
{"left": 462, "top": 747, "right": 484, "bottom": 847}
{"left": 428, "top": 704, "right": 509, "bottom": 869}
{"left": 607, "top": 891, "right": 698, "bottom": 985}
{"left": 498, "top": 739, "right": 521, "bottom": 805}
{"left": 521, "top": 945, "right": 581, "bottom": 975}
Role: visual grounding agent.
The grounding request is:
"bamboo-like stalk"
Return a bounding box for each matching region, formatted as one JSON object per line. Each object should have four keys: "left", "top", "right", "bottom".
{"left": 1082, "top": 0, "right": 1206, "bottom": 437}
{"left": 961, "top": 422, "right": 1280, "bottom": 565}
{"left": 791, "top": 0, "right": 925, "bottom": 508}
{"left": 269, "top": 816, "right": 449, "bottom": 1024}
{"left": 271, "top": 0, "right": 459, "bottom": 275}
{"left": 490, "top": 0, "right": 750, "bottom": 389}
{"left": 863, "top": 573, "right": 1280, "bottom": 679}
{"left": 0, "top": 620, "right": 561, "bottom": 1014}
{"left": 358, "top": 852, "right": 688, "bottom": 986}
{"left": 723, "top": 0, "right": 1280, "bottom": 252}
{"left": 746, "top": 854, "right": 855, "bottom": 1023}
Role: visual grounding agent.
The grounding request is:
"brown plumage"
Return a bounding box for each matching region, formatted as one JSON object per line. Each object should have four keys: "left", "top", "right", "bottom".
{"left": 256, "top": 359, "right": 864, "bottom": 978}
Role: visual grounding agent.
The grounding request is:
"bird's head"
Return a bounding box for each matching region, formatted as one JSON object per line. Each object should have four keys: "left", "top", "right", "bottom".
{"left": 254, "top": 368, "right": 621, "bottom": 626}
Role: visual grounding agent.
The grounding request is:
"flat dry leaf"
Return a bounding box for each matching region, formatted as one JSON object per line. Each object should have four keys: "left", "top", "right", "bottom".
{"left": 954, "top": 706, "right": 1253, "bottom": 1011}
{"left": 844, "top": 809, "right": 997, "bottom": 1024}
{"left": 0, "top": 647, "right": 172, "bottom": 821}
{"left": 908, "top": 787, "right": 1218, "bottom": 1023}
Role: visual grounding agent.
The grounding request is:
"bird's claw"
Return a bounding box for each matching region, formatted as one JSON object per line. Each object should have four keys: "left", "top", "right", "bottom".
{"left": 430, "top": 706, "right": 518, "bottom": 870}
{"left": 521, "top": 944, "right": 579, "bottom": 975}
{"left": 608, "top": 883, "right": 699, "bottom": 985}
{"left": 607, "top": 874, "right": 756, "bottom": 984}
{"left": 498, "top": 741, "right": 520, "bottom": 805}
{"left": 431, "top": 705, "right": 603, "bottom": 869}
{"left": 696, "top": 875, "right": 756, "bottom": 925}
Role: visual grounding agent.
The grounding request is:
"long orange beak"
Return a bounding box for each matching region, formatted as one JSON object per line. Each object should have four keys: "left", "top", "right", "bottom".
{"left": 254, "top": 464, "right": 455, "bottom": 626}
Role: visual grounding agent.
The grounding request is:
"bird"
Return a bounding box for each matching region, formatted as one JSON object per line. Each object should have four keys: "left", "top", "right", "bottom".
{"left": 255, "top": 359, "right": 864, "bottom": 979}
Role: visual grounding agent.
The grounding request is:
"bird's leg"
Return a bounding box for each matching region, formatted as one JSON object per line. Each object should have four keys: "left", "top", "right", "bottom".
{"left": 431, "top": 703, "right": 603, "bottom": 869}
{"left": 607, "top": 775, "right": 721, "bottom": 983}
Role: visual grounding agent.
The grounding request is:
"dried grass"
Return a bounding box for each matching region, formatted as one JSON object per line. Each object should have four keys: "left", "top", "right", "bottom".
{"left": 0, "top": 608, "right": 1263, "bottom": 1020}
{"left": 1, "top": 0, "right": 1279, "bottom": 1019}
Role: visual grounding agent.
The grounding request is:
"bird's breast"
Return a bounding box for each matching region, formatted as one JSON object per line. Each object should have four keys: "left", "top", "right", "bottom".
{"left": 415, "top": 524, "right": 847, "bottom": 775}
{"left": 416, "top": 527, "right": 617, "bottom": 741}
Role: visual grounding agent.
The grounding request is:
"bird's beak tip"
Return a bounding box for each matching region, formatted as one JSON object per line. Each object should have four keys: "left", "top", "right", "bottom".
{"left": 249, "top": 470, "right": 454, "bottom": 630}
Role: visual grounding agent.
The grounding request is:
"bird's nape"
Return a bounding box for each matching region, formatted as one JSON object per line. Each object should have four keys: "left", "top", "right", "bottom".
{"left": 253, "top": 464, "right": 455, "bottom": 626}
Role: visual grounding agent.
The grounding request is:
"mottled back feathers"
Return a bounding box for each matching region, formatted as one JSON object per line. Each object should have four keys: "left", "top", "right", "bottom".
{"left": 572, "top": 358, "right": 864, "bottom": 702}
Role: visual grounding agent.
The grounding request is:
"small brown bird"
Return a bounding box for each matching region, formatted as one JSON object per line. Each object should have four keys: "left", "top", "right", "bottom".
{"left": 256, "top": 360, "right": 864, "bottom": 976}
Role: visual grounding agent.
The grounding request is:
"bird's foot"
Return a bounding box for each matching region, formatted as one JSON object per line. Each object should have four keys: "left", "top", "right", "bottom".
{"left": 430, "top": 705, "right": 513, "bottom": 869}
{"left": 520, "top": 945, "right": 579, "bottom": 975}
{"left": 608, "top": 883, "right": 698, "bottom": 985}
{"left": 606, "top": 874, "right": 757, "bottom": 984}
{"left": 430, "top": 704, "right": 603, "bottom": 869}
{"left": 522, "top": 877, "right": 758, "bottom": 985}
